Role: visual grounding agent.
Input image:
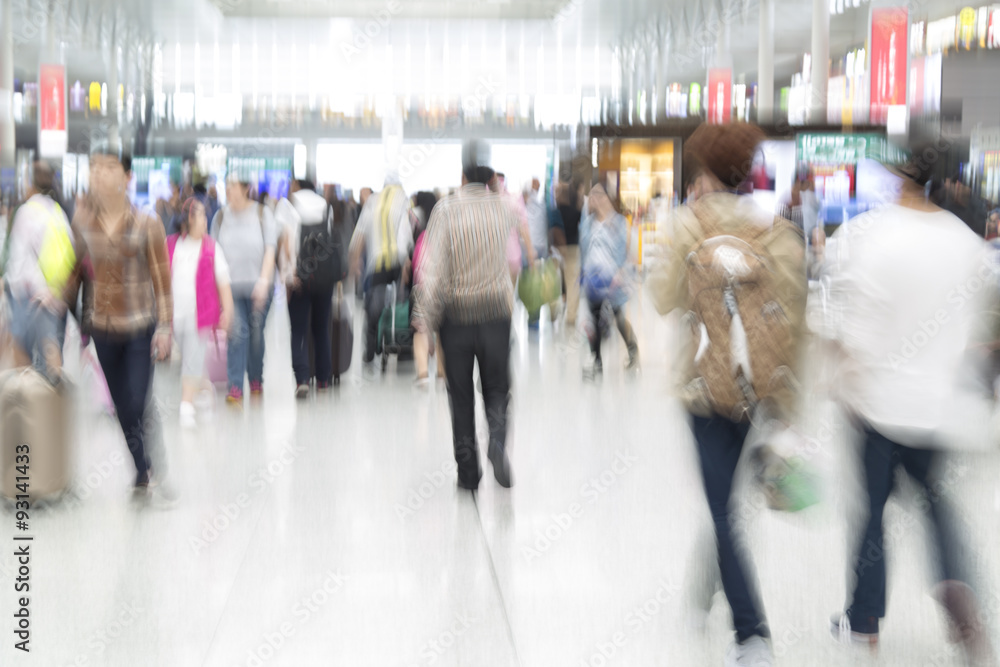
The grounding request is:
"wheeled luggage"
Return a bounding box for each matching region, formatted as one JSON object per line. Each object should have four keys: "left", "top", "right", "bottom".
{"left": 308, "top": 283, "right": 354, "bottom": 384}
{"left": 376, "top": 282, "right": 412, "bottom": 372}
{"left": 0, "top": 368, "right": 70, "bottom": 502}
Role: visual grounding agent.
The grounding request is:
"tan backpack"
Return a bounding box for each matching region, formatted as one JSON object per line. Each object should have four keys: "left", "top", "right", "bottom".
{"left": 684, "top": 206, "right": 795, "bottom": 421}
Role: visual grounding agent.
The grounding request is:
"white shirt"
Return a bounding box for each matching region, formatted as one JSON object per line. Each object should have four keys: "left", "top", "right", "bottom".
{"left": 171, "top": 236, "right": 231, "bottom": 329}
{"left": 828, "top": 204, "right": 992, "bottom": 448}
{"left": 6, "top": 194, "right": 73, "bottom": 300}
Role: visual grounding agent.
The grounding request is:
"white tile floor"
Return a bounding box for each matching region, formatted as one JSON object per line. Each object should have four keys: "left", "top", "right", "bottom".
{"left": 1, "top": 286, "right": 999, "bottom": 667}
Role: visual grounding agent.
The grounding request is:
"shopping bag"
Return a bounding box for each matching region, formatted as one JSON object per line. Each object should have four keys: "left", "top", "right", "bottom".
{"left": 207, "top": 331, "right": 228, "bottom": 386}
{"left": 80, "top": 346, "right": 114, "bottom": 417}
{"left": 749, "top": 425, "right": 821, "bottom": 512}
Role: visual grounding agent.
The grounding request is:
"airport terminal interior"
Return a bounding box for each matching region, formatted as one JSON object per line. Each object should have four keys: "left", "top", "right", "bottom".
{"left": 1, "top": 0, "right": 1000, "bottom": 666}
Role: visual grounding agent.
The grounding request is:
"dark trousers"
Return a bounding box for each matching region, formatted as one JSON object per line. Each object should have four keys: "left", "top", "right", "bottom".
{"left": 440, "top": 320, "right": 511, "bottom": 486}
{"left": 587, "top": 298, "right": 637, "bottom": 361}
{"left": 363, "top": 268, "right": 400, "bottom": 363}
{"left": 847, "top": 426, "right": 966, "bottom": 624}
{"left": 692, "top": 413, "right": 768, "bottom": 642}
{"left": 93, "top": 329, "right": 155, "bottom": 485}
{"left": 288, "top": 286, "right": 334, "bottom": 385}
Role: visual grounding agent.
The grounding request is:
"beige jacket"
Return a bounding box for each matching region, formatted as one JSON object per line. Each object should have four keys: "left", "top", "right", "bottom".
{"left": 646, "top": 191, "right": 807, "bottom": 418}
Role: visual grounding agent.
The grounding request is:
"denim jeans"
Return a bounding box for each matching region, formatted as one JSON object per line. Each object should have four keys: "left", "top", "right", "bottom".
{"left": 6, "top": 285, "right": 66, "bottom": 382}
{"left": 847, "top": 426, "right": 967, "bottom": 625}
{"left": 691, "top": 413, "right": 769, "bottom": 643}
{"left": 228, "top": 293, "right": 272, "bottom": 391}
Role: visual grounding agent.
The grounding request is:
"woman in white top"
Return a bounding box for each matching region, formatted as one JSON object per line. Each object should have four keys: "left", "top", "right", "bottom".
{"left": 168, "top": 198, "right": 234, "bottom": 428}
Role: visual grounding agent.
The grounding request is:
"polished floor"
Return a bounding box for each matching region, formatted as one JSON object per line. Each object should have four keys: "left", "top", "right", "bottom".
{"left": 1, "top": 285, "right": 999, "bottom": 667}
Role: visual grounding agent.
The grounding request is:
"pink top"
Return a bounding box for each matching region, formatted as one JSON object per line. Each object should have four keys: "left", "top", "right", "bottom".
{"left": 166, "top": 234, "right": 221, "bottom": 331}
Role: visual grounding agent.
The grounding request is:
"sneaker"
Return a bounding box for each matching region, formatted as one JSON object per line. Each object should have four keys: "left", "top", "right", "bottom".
{"left": 179, "top": 401, "right": 197, "bottom": 429}
{"left": 295, "top": 384, "right": 310, "bottom": 399}
{"left": 249, "top": 381, "right": 263, "bottom": 395}
{"left": 226, "top": 387, "right": 243, "bottom": 405}
{"left": 316, "top": 380, "right": 331, "bottom": 391}
{"left": 830, "top": 612, "right": 879, "bottom": 649}
{"left": 147, "top": 478, "right": 180, "bottom": 510}
{"left": 725, "top": 635, "right": 773, "bottom": 667}
{"left": 413, "top": 375, "right": 430, "bottom": 391}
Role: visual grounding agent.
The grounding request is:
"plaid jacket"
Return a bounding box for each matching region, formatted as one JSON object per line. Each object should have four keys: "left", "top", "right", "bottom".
{"left": 69, "top": 202, "right": 172, "bottom": 338}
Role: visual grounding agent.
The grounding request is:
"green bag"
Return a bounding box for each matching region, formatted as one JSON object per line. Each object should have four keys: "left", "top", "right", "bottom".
{"left": 518, "top": 259, "right": 561, "bottom": 318}
{"left": 752, "top": 446, "right": 821, "bottom": 513}
{"left": 377, "top": 298, "right": 411, "bottom": 353}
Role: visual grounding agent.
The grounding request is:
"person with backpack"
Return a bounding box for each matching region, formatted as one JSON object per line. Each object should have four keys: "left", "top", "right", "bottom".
{"left": 276, "top": 179, "right": 346, "bottom": 397}
{"left": 579, "top": 182, "right": 638, "bottom": 376}
{"left": 348, "top": 176, "right": 414, "bottom": 375}
{"left": 211, "top": 175, "right": 278, "bottom": 404}
{"left": 167, "top": 197, "right": 234, "bottom": 427}
{"left": 2, "top": 160, "right": 75, "bottom": 382}
{"left": 647, "top": 123, "right": 806, "bottom": 667}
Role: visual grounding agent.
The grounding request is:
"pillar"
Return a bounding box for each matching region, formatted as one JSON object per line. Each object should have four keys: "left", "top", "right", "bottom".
{"left": 1, "top": 0, "right": 15, "bottom": 172}
{"left": 107, "top": 19, "right": 120, "bottom": 152}
{"left": 810, "top": 0, "right": 829, "bottom": 124}
{"left": 757, "top": 0, "right": 774, "bottom": 124}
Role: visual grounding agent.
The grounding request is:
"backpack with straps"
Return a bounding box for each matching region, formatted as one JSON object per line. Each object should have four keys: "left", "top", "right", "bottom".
{"left": 684, "top": 203, "right": 795, "bottom": 421}
{"left": 297, "top": 202, "right": 345, "bottom": 291}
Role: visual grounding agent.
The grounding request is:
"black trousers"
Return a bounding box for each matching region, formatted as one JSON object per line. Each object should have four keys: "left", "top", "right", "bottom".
{"left": 439, "top": 319, "right": 511, "bottom": 486}
{"left": 587, "top": 298, "right": 637, "bottom": 361}
{"left": 288, "top": 285, "right": 334, "bottom": 385}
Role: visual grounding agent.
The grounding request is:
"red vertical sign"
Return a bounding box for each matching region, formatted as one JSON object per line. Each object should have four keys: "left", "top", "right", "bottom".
{"left": 870, "top": 7, "right": 908, "bottom": 125}
{"left": 707, "top": 68, "right": 732, "bottom": 124}
{"left": 39, "top": 64, "right": 65, "bottom": 132}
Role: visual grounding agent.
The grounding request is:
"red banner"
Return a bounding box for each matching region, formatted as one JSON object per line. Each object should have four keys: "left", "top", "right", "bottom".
{"left": 871, "top": 7, "right": 908, "bottom": 125}
{"left": 707, "top": 68, "right": 731, "bottom": 124}
{"left": 39, "top": 64, "right": 65, "bottom": 132}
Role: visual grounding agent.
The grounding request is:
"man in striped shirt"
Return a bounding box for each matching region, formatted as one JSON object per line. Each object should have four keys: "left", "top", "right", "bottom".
{"left": 414, "top": 140, "right": 534, "bottom": 490}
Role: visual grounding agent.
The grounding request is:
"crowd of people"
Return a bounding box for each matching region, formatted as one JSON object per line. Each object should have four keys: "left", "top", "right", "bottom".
{"left": 2, "top": 126, "right": 1000, "bottom": 666}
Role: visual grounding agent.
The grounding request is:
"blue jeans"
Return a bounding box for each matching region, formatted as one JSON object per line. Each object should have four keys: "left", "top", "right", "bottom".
{"left": 847, "top": 426, "right": 966, "bottom": 627}
{"left": 228, "top": 293, "right": 272, "bottom": 391}
{"left": 691, "top": 413, "right": 768, "bottom": 643}
{"left": 6, "top": 285, "right": 66, "bottom": 382}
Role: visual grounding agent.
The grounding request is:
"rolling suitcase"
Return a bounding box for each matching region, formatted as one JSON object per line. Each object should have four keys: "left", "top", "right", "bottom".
{"left": 0, "top": 368, "right": 70, "bottom": 502}
{"left": 308, "top": 283, "right": 354, "bottom": 385}
{"left": 377, "top": 282, "right": 413, "bottom": 372}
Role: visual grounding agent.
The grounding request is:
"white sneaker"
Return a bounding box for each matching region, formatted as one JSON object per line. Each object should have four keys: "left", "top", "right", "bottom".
{"left": 725, "top": 636, "right": 773, "bottom": 667}
{"left": 179, "top": 402, "right": 197, "bottom": 429}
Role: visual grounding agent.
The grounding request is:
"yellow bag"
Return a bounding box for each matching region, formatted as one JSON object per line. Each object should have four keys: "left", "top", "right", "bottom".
{"left": 35, "top": 203, "right": 76, "bottom": 293}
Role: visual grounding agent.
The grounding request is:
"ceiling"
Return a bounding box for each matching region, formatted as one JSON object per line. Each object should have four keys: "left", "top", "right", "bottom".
{"left": 7, "top": 0, "right": 987, "bottom": 100}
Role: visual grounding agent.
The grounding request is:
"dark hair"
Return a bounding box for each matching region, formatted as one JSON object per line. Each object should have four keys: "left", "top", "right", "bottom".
{"left": 414, "top": 191, "right": 438, "bottom": 221}
{"left": 193, "top": 183, "right": 207, "bottom": 196}
{"left": 178, "top": 197, "right": 205, "bottom": 236}
{"left": 32, "top": 160, "right": 56, "bottom": 197}
{"left": 91, "top": 147, "right": 132, "bottom": 173}
{"left": 464, "top": 166, "right": 495, "bottom": 186}
{"left": 295, "top": 179, "right": 315, "bottom": 192}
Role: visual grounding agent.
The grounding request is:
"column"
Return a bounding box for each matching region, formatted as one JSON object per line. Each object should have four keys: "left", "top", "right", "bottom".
{"left": 1, "top": 0, "right": 14, "bottom": 172}
{"left": 810, "top": 0, "right": 830, "bottom": 124}
{"left": 758, "top": 0, "right": 774, "bottom": 124}
{"left": 107, "top": 20, "right": 120, "bottom": 152}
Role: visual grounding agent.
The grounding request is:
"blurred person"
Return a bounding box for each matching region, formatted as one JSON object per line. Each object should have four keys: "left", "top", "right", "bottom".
{"left": 808, "top": 226, "right": 827, "bottom": 281}
{"left": 276, "top": 179, "right": 345, "bottom": 397}
{"left": 984, "top": 208, "right": 999, "bottom": 241}
{"left": 647, "top": 123, "right": 806, "bottom": 667}
{"left": 348, "top": 177, "right": 414, "bottom": 374}
{"left": 524, "top": 178, "right": 549, "bottom": 261}
{"left": 359, "top": 186, "right": 373, "bottom": 208}
{"left": 555, "top": 181, "right": 584, "bottom": 329}
{"left": 167, "top": 197, "right": 234, "bottom": 428}
{"left": 211, "top": 175, "right": 278, "bottom": 404}
{"left": 193, "top": 182, "right": 220, "bottom": 234}
{"left": 579, "top": 183, "right": 639, "bottom": 376}
{"left": 411, "top": 191, "right": 445, "bottom": 388}
{"left": 67, "top": 150, "right": 173, "bottom": 501}
{"left": 2, "top": 160, "right": 74, "bottom": 380}
{"left": 156, "top": 182, "right": 181, "bottom": 235}
{"left": 825, "top": 146, "right": 997, "bottom": 665}
{"left": 414, "top": 141, "right": 519, "bottom": 489}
